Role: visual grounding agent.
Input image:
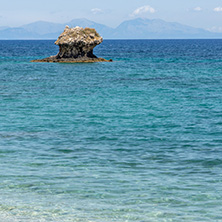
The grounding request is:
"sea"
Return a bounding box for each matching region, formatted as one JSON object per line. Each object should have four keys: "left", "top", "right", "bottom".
{"left": 0, "top": 39, "right": 222, "bottom": 222}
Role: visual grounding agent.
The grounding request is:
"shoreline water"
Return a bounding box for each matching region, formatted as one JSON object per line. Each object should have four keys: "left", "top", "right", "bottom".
{"left": 1, "top": 39, "right": 222, "bottom": 221}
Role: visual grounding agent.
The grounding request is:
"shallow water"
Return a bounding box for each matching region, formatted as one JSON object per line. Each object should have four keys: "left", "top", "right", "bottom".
{"left": 0, "top": 39, "right": 222, "bottom": 221}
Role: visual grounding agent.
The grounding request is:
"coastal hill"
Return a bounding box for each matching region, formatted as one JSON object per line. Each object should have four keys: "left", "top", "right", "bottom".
{"left": 0, "top": 18, "right": 221, "bottom": 39}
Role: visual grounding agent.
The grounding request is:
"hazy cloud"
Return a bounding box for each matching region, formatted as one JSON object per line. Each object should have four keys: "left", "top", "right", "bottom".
{"left": 91, "top": 8, "right": 103, "bottom": 15}
{"left": 208, "top": 26, "right": 222, "bottom": 33}
{"left": 131, "top": 5, "right": 156, "bottom": 17}
{"left": 193, "top": 7, "right": 202, "bottom": 11}
{"left": 214, "top": 7, "right": 222, "bottom": 12}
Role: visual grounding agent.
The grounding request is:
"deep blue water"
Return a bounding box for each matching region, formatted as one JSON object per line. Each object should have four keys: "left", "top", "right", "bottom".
{"left": 0, "top": 39, "right": 222, "bottom": 221}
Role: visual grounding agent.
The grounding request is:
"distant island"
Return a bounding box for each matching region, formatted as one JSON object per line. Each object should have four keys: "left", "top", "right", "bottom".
{"left": 31, "top": 26, "right": 112, "bottom": 63}
{"left": 1, "top": 18, "right": 222, "bottom": 40}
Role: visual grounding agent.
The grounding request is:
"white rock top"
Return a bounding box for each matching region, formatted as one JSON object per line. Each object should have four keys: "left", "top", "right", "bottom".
{"left": 55, "top": 26, "right": 103, "bottom": 46}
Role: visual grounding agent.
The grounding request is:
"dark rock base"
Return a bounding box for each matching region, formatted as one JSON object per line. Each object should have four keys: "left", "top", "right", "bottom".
{"left": 31, "top": 56, "right": 113, "bottom": 63}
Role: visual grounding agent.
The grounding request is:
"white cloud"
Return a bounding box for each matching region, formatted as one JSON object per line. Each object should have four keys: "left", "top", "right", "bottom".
{"left": 91, "top": 8, "right": 103, "bottom": 15}
{"left": 131, "top": 5, "right": 156, "bottom": 17}
{"left": 214, "top": 7, "right": 222, "bottom": 12}
{"left": 193, "top": 7, "right": 202, "bottom": 11}
{"left": 208, "top": 26, "right": 222, "bottom": 33}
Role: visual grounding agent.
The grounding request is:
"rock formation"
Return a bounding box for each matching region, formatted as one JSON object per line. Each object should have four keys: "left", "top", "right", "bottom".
{"left": 31, "top": 26, "right": 112, "bottom": 63}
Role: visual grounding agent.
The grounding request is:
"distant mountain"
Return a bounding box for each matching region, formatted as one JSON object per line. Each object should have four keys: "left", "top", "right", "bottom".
{"left": 18, "top": 19, "right": 113, "bottom": 39}
{"left": 0, "top": 26, "right": 9, "bottom": 31}
{"left": 21, "top": 21, "right": 64, "bottom": 35}
{"left": 113, "top": 18, "right": 220, "bottom": 39}
{"left": 0, "top": 18, "right": 221, "bottom": 39}
{"left": 0, "top": 27, "right": 40, "bottom": 39}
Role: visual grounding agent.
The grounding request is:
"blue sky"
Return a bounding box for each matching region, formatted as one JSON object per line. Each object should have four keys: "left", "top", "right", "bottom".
{"left": 1, "top": 0, "right": 222, "bottom": 32}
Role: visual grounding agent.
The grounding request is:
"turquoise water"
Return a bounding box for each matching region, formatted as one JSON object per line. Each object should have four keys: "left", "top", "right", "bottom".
{"left": 0, "top": 39, "right": 222, "bottom": 221}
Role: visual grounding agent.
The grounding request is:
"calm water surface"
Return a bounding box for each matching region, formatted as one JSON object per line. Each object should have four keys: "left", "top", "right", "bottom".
{"left": 0, "top": 39, "right": 222, "bottom": 221}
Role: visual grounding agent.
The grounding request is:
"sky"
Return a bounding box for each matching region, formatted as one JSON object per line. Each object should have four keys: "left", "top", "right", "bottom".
{"left": 1, "top": 0, "right": 222, "bottom": 32}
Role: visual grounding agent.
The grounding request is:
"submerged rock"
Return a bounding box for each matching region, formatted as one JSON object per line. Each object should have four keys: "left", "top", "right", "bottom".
{"left": 31, "top": 26, "right": 112, "bottom": 63}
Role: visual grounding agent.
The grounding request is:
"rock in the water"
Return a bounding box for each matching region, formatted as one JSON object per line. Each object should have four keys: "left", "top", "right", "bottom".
{"left": 31, "top": 26, "right": 112, "bottom": 63}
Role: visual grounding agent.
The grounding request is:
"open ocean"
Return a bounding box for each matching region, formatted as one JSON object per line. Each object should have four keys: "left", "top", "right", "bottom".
{"left": 0, "top": 39, "right": 222, "bottom": 221}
